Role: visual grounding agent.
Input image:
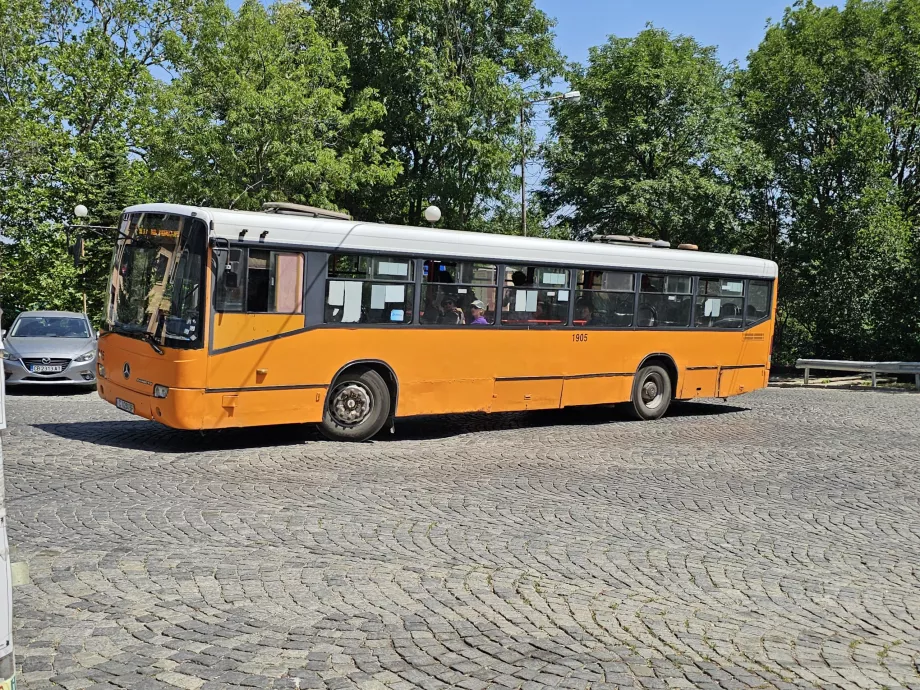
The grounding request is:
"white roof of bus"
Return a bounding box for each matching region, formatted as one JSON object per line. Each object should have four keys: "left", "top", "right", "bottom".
{"left": 125, "top": 203, "right": 778, "bottom": 279}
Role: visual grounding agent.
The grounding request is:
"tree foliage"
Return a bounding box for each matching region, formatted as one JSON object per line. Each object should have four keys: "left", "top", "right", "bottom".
{"left": 741, "top": 0, "right": 920, "bottom": 361}
{"left": 310, "top": 0, "right": 562, "bottom": 227}
{"left": 147, "top": 0, "right": 399, "bottom": 211}
{"left": 1, "top": 0, "right": 919, "bottom": 365}
{"left": 540, "top": 28, "right": 768, "bottom": 251}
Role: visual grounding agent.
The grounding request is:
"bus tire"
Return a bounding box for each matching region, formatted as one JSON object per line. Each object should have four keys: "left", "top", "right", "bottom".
{"left": 629, "top": 364, "right": 672, "bottom": 420}
{"left": 319, "top": 368, "right": 390, "bottom": 442}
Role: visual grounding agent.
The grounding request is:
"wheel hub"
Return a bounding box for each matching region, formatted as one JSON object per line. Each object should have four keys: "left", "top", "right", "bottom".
{"left": 331, "top": 383, "right": 372, "bottom": 425}
{"left": 640, "top": 373, "right": 664, "bottom": 410}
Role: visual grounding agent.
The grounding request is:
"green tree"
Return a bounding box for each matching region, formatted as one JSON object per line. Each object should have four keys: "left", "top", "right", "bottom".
{"left": 541, "top": 27, "right": 767, "bottom": 250}
{"left": 147, "top": 0, "right": 399, "bottom": 211}
{"left": 311, "top": 0, "right": 562, "bottom": 227}
{"left": 0, "top": 0, "right": 196, "bottom": 324}
{"left": 741, "top": 0, "right": 920, "bottom": 361}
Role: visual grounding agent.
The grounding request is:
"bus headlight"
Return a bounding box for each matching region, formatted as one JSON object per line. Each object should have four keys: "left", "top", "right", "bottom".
{"left": 74, "top": 351, "right": 95, "bottom": 363}
{"left": 153, "top": 384, "right": 169, "bottom": 399}
{"left": 98, "top": 363, "right": 107, "bottom": 379}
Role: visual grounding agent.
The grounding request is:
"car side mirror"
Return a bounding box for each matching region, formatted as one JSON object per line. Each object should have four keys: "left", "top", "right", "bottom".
{"left": 224, "top": 270, "right": 239, "bottom": 289}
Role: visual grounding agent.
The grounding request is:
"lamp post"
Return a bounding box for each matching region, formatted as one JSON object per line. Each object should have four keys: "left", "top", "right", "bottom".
{"left": 65, "top": 205, "right": 117, "bottom": 314}
{"left": 519, "top": 90, "right": 580, "bottom": 237}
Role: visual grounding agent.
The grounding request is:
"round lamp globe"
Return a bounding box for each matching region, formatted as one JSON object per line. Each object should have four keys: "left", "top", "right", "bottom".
{"left": 423, "top": 205, "right": 441, "bottom": 224}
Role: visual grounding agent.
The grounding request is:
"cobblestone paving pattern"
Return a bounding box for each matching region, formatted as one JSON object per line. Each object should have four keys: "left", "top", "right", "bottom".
{"left": 4, "top": 388, "right": 920, "bottom": 690}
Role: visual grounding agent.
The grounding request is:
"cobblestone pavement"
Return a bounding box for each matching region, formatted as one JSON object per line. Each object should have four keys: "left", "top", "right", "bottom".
{"left": 4, "top": 387, "right": 920, "bottom": 690}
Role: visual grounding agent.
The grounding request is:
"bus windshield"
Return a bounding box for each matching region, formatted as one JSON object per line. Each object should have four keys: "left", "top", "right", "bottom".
{"left": 106, "top": 212, "right": 207, "bottom": 349}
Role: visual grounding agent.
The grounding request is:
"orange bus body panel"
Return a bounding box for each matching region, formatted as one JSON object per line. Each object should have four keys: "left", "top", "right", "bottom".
{"left": 98, "top": 313, "right": 774, "bottom": 430}
{"left": 212, "top": 313, "right": 304, "bottom": 351}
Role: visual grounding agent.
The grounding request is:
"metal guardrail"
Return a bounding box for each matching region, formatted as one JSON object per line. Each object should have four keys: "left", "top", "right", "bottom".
{"left": 795, "top": 359, "right": 920, "bottom": 389}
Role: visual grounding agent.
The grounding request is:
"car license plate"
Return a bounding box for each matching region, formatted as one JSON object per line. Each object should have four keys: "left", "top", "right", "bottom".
{"left": 115, "top": 398, "right": 135, "bottom": 414}
{"left": 30, "top": 365, "right": 63, "bottom": 373}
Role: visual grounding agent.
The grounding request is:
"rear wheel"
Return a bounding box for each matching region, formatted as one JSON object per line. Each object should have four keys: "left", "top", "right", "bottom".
{"left": 629, "top": 364, "right": 672, "bottom": 420}
{"left": 319, "top": 368, "right": 390, "bottom": 441}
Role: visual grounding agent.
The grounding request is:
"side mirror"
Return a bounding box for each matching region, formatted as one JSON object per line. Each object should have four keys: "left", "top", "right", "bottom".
{"left": 224, "top": 270, "right": 239, "bottom": 289}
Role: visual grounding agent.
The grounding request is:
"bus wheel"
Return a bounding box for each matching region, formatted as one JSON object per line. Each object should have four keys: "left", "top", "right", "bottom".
{"left": 319, "top": 368, "right": 390, "bottom": 442}
{"left": 630, "top": 365, "right": 672, "bottom": 420}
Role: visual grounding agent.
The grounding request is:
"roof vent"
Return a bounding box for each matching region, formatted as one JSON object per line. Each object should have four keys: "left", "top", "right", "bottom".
{"left": 678, "top": 243, "right": 698, "bottom": 251}
{"left": 591, "top": 234, "right": 670, "bottom": 248}
{"left": 261, "top": 202, "right": 352, "bottom": 221}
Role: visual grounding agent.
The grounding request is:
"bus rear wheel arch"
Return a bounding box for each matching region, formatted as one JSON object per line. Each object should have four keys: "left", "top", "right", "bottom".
{"left": 629, "top": 355, "right": 677, "bottom": 421}
{"left": 319, "top": 363, "right": 397, "bottom": 442}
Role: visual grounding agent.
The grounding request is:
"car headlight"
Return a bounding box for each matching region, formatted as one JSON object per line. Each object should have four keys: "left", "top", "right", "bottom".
{"left": 1, "top": 351, "right": 11, "bottom": 360}
{"left": 74, "top": 351, "right": 95, "bottom": 363}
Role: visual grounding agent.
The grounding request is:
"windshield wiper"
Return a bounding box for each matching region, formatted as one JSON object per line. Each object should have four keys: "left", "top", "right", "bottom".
{"left": 140, "top": 332, "right": 164, "bottom": 355}
{"left": 109, "top": 324, "right": 164, "bottom": 355}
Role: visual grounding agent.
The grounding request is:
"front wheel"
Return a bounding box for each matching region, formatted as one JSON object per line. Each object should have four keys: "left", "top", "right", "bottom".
{"left": 319, "top": 368, "right": 390, "bottom": 441}
{"left": 629, "top": 364, "right": 672, "bottom": 420}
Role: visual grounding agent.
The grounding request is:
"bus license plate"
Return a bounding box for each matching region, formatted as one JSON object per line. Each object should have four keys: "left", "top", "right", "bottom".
{"left": 115, "top": 398, "right": 135, "bottom": 414}
{"left": 30, "top": 365, "right": 63, "bottom": 373}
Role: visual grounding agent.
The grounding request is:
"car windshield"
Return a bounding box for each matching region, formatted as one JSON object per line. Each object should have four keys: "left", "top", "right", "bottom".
{"left": 106, "top": 212, "right": 207, "bottom": 348}
{"left": 11, "top": 316, "right": 89, "bottom": 338}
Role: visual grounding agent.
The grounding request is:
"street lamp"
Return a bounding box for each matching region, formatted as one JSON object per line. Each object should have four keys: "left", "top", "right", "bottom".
{"left": 64, "top": 204, "right": 116, "bottom": 314}
{"left": 519, "top": 90, "right": 580, "bottom": 237}
{"left": 423, "top": 205, "right": 441, "bottom": 226}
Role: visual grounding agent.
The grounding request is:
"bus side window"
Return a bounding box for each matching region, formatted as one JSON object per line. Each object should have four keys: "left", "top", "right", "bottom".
{"left": 216, "top": 249, "right": 245, "bottom": 312}
{"left": 638, "top": 274, "right": 692, "bottom": 327}
{"left": 325, "top": 254, "right": 415, "bottom": 325}
{"left": 694, "top": 278, "right": 743, "bottom": 329}
{"left": 745, "top": 280, "right": 772, "bottom": 326}
{"left": 420, "top": 259, "right": 497, "bottom": 325}
{"left": 216, "top": 249, "right": 304, "bottom": 314}
{"left": 501, "top": 265, "right": 570, "bottom": 326}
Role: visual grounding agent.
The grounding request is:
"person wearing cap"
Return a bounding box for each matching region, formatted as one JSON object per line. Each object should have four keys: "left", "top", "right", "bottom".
{"left": 437, "top": 295, "right": 465, "bottom": 325}
{"left": 468, "top": 299, "right": 488, "bottom": 325}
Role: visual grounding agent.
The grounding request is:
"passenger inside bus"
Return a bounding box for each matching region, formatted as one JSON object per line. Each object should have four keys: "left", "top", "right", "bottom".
{"left": 438, "top": 296, "right": 465, "bottom": 325}
{"left": 574, "top": 298, "right": 598, "bottom": 326}
{"left": 468, "top": 300, "right": 488, "bottom": 325}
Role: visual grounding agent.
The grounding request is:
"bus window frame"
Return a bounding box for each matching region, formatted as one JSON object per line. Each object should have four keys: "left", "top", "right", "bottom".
{"left": 214, "top": 244, "right": 307, "bottom": 316}
{"left": 416, "top": 258, "right": 500, "bottom": 327}
{"left": 212, "top": 240, "right": 775, "bottom": 334}
{"left": 572, "top": 269, "right": 639, "bottom": 329}
{"left": 743, "top": 279, "right": 773, "bottom": 328}
{"left": 322, "top": 253, "right": 418, "bottom": 327}
{"left": 497, "top": 263, "right": 573, "bottom": 329}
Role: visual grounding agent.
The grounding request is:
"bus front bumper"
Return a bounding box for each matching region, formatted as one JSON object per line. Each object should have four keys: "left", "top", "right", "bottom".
{"left": 97, "top": 377, "right": 205, "bottom": 430}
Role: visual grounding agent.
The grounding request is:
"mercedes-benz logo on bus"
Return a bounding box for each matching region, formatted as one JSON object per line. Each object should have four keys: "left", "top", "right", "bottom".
{"left": 41, "top": 357, "right": 51, "bottom": 364}
{"left": 123, "top": 362, "right": 131, "bottom": 379}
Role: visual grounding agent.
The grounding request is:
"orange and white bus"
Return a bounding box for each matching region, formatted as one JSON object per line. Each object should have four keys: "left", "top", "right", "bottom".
{"left": 97, "top": 203, "right": 777, "bottom": 441}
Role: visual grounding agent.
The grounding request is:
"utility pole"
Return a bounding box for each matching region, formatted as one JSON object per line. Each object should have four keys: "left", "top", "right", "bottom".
{"left": 519, "top": 91, "right": 581, "bottom": 238}
{"left": 520, "top": 107, "right": 527, "bottom": 237}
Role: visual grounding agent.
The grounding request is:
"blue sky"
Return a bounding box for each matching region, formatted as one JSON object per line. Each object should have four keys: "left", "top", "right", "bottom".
{"left": 227, "top": 0, "right": 834, "bottom": 67}
{"left": 538, "top": 0, "right": 826, "bottom": 68}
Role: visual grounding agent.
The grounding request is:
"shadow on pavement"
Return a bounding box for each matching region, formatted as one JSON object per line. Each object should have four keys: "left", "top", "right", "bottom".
{"left": 6, "top": 385, "right": 96, "bottom": 397}
{"left": 29, "top": 399, "right": 748, "bottom": 452}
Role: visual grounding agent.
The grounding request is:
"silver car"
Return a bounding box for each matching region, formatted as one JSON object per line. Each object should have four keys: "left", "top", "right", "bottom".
{"left": 2, "top": 311, "right": 97, "bottom": 388}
